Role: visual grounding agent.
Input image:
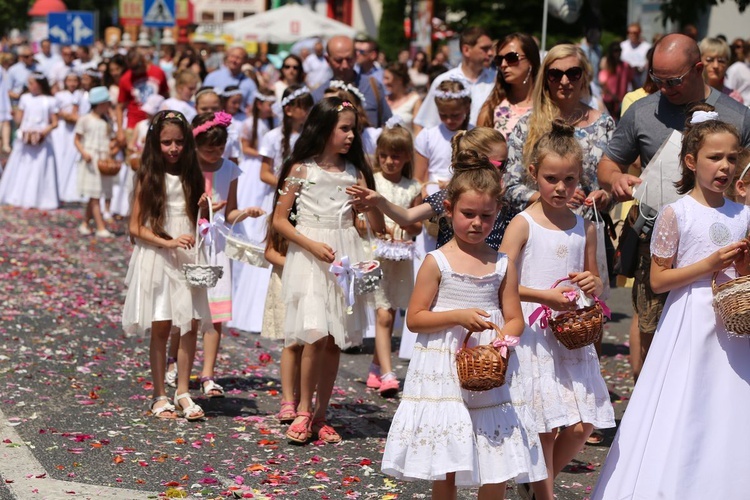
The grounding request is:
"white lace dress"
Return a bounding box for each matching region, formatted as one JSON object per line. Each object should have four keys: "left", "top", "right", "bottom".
{"left": 373, "top": 172, "right": 421, "bottom": 311}
{"left": 592, "top": 195, "right": 750, "bottom": 499}
{"left": 382, "top": 250, "right": 546, "bottom": 487}
{"left": 281, "top": 160, "right": 370, "bottom": 349}
{"left": 515, "top": 212, "right": 615, "bottom": 433}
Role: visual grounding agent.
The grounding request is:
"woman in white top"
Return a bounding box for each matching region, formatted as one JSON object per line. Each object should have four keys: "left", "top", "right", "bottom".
{"left": 384, "top": 62, "right": 422, "bottom": 134}
{"left": 273, "top": 55, "right": 306, "bottom": 102}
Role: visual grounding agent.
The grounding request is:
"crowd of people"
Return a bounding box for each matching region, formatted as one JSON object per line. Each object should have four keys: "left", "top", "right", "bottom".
{"left": 1, "top": 21, "right": 750, "bottom": 499}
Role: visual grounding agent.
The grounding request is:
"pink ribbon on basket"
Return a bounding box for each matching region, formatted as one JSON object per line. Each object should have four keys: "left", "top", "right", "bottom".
{"left": 595, "top": 296, "right": 612, "bottom": 320}
{"left": 492, "top": 335, "right": 520, "bottom": 358}
{"left": 528, "top": 305, "right": 552, "bottom": 328}
{"left": 198, "top": 218, "right": 215, "bottom": 246}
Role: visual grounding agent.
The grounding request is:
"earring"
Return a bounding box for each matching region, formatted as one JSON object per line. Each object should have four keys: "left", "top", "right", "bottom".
{"left": 522, "top": 67, "right": 532, "bottom": 85}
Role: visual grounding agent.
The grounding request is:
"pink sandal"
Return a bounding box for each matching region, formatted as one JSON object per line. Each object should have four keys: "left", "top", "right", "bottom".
{"left": 277, "top": 401, "right": 297, "bottom": 424}
{"left": 312, "top": 419, "right": 342, "bottom": 444}
{"left": 286, "top": 411, "right": 312, "bottom": 444}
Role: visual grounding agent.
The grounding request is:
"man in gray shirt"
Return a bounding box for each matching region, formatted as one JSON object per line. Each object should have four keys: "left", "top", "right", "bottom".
{"left": 598, "top": 33, "right": 750, "bottom": 374}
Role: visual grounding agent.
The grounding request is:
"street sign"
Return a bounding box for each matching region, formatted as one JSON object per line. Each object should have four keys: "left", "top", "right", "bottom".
{"left": 143, "top": 0, "right": 175, "bottom": 28}
{"left": 47, "top": 11, "right": 95, "bottom": 46}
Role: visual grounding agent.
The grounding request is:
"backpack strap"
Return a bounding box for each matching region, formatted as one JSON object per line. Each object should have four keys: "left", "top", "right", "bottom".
{"left": 369, "top": 76, "right": 383, "bottom": 127}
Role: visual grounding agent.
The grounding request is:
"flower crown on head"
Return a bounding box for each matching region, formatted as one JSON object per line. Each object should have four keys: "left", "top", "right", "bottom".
{"left": 222, "top": 88, "right": 243, "bottom": 98}
{"left": 31, "top": 72, "right": 47, "bottom": 81}
{"left": 281, "top": 86, "right": 311, "bottom": 107}
{"left": 84, "top": 69, "right": 103, "bottom": 79}
{"left": 384, "top": 115, "right": 405, "bottom": 129}
{"left": 150, "top": 110, "right": 185, "bottom": 131}
{"left": 255, "top": 93, "right": 276, "bottom": 103}
{"left": 192, "top": 111, "right": 233, "bottom": 137}
{"left": 329, "top": 80, "right": 367, "bottom": 106}
{"left": 336, "top": 101, "right": 355, "bottom": 112}
{"left": 434, "top": 75, "right": 471, "bottom": 100}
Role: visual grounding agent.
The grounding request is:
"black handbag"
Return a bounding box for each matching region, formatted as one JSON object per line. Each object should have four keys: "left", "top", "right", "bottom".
{"left": 612, "top": 204, "right": 640, "bottom": 278}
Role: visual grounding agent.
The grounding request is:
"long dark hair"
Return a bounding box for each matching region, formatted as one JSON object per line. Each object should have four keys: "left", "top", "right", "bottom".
{"left": 248, "top": 88, "right": 275, "bottom": 150}
{"left": 273, "top": 96, "right": 376, "bottom": 209}
{"left": 29, "top": 72, "right": 52, "bottom": 96}
{"left": 135, "top": 110, "right": 204, "bottom": 238}
{"left": 282, "top": 54, "right": 306, "bottom": 85}
{"left": 280, "top": 84, "right": 314, "bottom": 160}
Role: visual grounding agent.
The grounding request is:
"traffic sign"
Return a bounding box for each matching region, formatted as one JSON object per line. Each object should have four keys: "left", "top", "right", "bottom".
{"left": 143, "top": 0, "right": 175, "bottom": 28}
{"left": 48, "top": 11, "right": 95, "bottom": 46}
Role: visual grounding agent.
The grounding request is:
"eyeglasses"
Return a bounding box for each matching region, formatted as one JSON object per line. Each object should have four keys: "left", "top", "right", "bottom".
{"left": 282, "top": 64, "right": 300, "bottom": 70}
{"left": 704, "top": 56, "right": 728, "bottom": 65}
{"left": 490, "top": 159, "right": 507, "bottom": 170}
{"left": 546, "top": 67, "right": 584, "bottom": 83}
{"left": 355, "top": 49, "right": 371, "bottom": 55}
{"left": 649, "top": 63, "right": 697, "bottom": 88}
{"left": 494, "top": 52, "right": 526, "bottom": 66}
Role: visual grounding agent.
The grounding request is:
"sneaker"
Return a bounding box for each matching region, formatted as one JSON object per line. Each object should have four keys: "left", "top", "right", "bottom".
{"left": 78, "top": 224, "right": 92, "bottom": 235}
{"left": 378, "top": 375, "right": 400, "bottom": 398}
{"left": 95, "top": 229, "right": 114, "bottom": 238}
{"left": 366, "top": 372, "right": 381, "bottom": 389}
{"left": 103, "top": 211, "right": 114, "bottom": 222}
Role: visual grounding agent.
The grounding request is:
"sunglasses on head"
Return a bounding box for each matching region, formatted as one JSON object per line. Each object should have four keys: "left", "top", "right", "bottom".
{"left": 282, "top": 64, "right": 300, "bottom": 70}
{"left": 546, "top": 67, "right": 584, "bottom": 83}
{"left": 494, "top": 51, "right": 525, "bottom": 66}
{"left": 649, "top": 63, "right": 696, "bottom": 88}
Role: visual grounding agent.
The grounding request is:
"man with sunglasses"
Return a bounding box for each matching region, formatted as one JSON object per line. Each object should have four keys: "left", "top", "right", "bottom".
{"left": 413, "top": 26, "right": 495, "bottom": 131}
{"left": 7, "top": 45, "right": 38, "bottom": 104}
{"left": 354, "top": 35, "right": 384, "bottom": 84}
{"left": 312, "top": 35, "right": 392, "bottom": 127}
{"left": 726, "top": 39, "right": 750, "bottom": 105}
{"left": 598, "top": 33, "right": 750, "bottom": 369}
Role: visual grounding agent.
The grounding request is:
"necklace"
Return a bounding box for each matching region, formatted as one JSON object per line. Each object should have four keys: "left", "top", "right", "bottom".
{"left": 561, "top": 106, "right": 588, "bottom": 127}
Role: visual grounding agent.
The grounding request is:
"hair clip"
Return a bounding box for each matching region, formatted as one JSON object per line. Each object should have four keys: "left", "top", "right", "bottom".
{"left": 192, "top": 110, "right": 233, "bottom": 136}
{"left": 384, "top": 115, "right": 405, "bottom": 129}
{"left": 149, "top": 110, "right": 184, "bottom": 131}
{"left": 328, "top": 80, "right": 367, "bottom": 106}
{"left": 255, "top": 93, "right": 276, "bottom": 103}
{"left": 336, "top": 101, "right": 355, "bottom": 112}
{"left": 31, "top": 72, "right": 47, "bottom": 81}
{"left": 281, "top": 86, "right": 311, "bottom": 107}
{"left": 690, "top": 110, "right": 720, "bottom": 124}
{"left": 222, "top": 88, "right": 243, "bottom": 98}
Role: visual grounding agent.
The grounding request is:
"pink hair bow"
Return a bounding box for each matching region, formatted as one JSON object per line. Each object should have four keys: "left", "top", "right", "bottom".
{"left": 492, "top": 335, "right": 520, "bottom": 358}
{"left": 192, "top": 111, "right": 233, "bottom": 137}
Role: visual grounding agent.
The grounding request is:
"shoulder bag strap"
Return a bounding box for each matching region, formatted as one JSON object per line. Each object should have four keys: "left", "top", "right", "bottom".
{"left": 369, "top": 76, "right": 383, "bottom": 127}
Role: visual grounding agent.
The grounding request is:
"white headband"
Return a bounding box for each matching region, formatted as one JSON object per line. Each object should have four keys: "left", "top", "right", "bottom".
{"left": 281, "top": 86, "right": 311, "bottom": 107}
{"left": 222, "top": 88, "right": 243, "bottom": 98}
{"left": 328, "top": 80, "right": 367, "bottom": 106}
{"left": 255, "top": 93, "right": 276, "bottom": 103}
{"left": 434, "top": 75, "right": 471, "bottom": 100}
{"left": 384, "top": 115, "right": 405, "bottom": 129}
{"left": 740, "top": 162, "right": 750, "bottom": 182}
{"left": 690, "top": 110, "right": 719, "bottom": 124}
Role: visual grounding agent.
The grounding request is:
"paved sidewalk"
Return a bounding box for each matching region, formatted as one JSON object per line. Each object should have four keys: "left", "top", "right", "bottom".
{"left": 0, "top": 205, "right": 635, "bottom": 499}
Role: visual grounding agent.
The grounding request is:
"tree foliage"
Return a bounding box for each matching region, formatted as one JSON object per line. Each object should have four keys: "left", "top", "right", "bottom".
{"left": 378, "top": 0, "right": 409, "bottom": 61}
{"left": 0, "top": 0, "right": 118, "bottom": 36}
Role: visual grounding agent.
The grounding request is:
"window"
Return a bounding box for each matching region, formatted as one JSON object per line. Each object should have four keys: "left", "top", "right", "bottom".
{"left": 242, "top": 11, "right": 255, "bottom": 18}
{"left": 222, "top": 11, "right": 235, "bottom": 21}
{"left": 201, "top": 12, "right": 214, "bottom": 22}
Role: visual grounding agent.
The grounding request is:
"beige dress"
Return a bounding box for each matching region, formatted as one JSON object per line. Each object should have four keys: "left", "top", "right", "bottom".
{"left": 261, "top": 266, "right": 285, "bottom": 340}
{"left": 75, "top": 113, "right": 115, "bottom": 199}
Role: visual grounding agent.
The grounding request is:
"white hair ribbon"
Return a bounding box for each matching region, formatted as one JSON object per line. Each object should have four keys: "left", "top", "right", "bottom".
{"left": 690, "top": 110, "right": 719, "bottom": 125}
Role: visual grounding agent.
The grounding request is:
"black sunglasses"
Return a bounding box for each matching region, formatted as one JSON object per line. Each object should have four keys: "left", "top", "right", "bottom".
{"left": 649, "top": 64, "right": 696, "bottom": 88}
{"left": 282, "top": 64, "right": 300, "bottom": 70}
{"left": 494, "top": 51, "right": 526, "bottom": 66}
{"left": 546, "top": 67, "right": 584, "bottom": 83}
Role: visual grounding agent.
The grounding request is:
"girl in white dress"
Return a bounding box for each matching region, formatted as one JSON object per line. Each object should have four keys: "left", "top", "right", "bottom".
{"left": 122, "top": 110, "right": 213, "bottom": 421}
{"left": 159, "top": 69, "right": 198, "bottom": 124}
{"left": 221, "top": 85, "right": 245, "bottom": 163}
{"left": 52, "top": 72, "right": 83, "bottom": 202}
{"left": 74, "top": 86, "right": 118, "bottom": 237}
{"left": 232, "top": 85, "right": 313, "bottom": 334}
{"left": 499, "top": 120, "right": 615, "bottom": 500}
{"left": 274, "top": 97, "right": 384, "bottom": 444}
{"left": 593, "top": 107, "right": 750, "bottom": 499}
{"left": 365, "top": 124, "right": 421, "bottom": 397}
{"left": 382, "top": 150, "right": 546, "bottom": 497}
{"left": 0, "top": 72, "right": 59, "bottom": 210}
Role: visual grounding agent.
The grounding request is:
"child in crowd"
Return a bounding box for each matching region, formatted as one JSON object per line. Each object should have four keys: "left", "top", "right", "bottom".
{"left": 52, "top": 71, "right": 83, "bottom": 202}
{"left": 593, "top": 106, "right": 750, "bottom": 499}
{"left": 382, "top": 150, "right": 546, "bottom": 498}
{"left": 728, "top": 147, "right": 750, "bottom": 204}
{"left": 221, "top": 85, "right": 244, "bottom": 163}
{"left": 122, "top": 110, "right": 212, "bottom": 421}
{"left": 499, "top": 120, "right": 615, "bottom": 500}
{"left": 273, "top": 97, "right": 383, "bottom": 444}
{"left": 74, "top": 86, "right": 120, "bottom": 238}
{"left": 160, "top": 69, "right": 199, "bottom": 123}
{"left": 0, "top": 72, "right": 59, "bottom": 209}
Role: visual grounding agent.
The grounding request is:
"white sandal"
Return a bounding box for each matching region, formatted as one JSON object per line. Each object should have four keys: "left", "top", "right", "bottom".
{"left": 164, "top": 358, "right": 178, "bottom": 388}
{"left": 149, "top": 396, "right": 177, "bottom": 419}
{"left": 200, "top": 377, "right": 225, "bottom": 398}
{"left": 174, "top": 392, "right": 204, "bottom": 421}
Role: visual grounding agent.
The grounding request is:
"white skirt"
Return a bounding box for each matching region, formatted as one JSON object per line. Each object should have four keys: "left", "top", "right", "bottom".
{"left": 0, "top": 137, "right": 58, "bottom": 210}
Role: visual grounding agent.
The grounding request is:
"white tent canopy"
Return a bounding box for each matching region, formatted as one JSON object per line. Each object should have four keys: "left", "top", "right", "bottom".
{"left": 223, "top": 4, "right": 358, "bottom": 44}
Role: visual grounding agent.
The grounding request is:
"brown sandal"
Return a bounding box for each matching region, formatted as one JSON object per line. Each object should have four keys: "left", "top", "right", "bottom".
{"left": 285, "top": 411, "right": 312, "bottom": 444}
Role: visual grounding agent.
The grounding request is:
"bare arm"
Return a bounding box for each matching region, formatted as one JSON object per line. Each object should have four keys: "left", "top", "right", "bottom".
{"left": 413, "top": 151, "right": 429, "bottom": 184}
{"left": 597, "top": 154, "right": 642, "bottom": 202}
{"left": 346, "top": 184, "right": 435, "bottom": 226}
{"left": 568, "top": 220, "right": 603, "bottom": 297}
{"left": 264, "top": 244, "right": 286, "bottom": 267}
{"left": 498, "top": 260, "right": 525, "bottom": 338}
{"left": 241, "top": 137, "right": 261, "bottom": 158}
{"left": 129, "top": 181, "right": 196, "bottom": 249}
{"left": 116, "top": 103, "right": 126, "bottom": 146}
{"left": 74, "top": 133, "right": 91, "bottom": 162}
{"left": 260, "top": 156, "right": 278, "bottom": 187}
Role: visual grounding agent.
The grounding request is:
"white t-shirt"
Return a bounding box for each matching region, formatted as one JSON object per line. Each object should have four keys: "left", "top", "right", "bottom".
{"left": 362, "top": 127, "right": 382, "bottom": 156}
{"left": 258, "top": 126, "right": 300, "bottom": 175}
{"left": 726, "top": 61, "right": 750, "bottom": 106}
{"left": 414, "top": 123, "right": 469, "bottom": 182}
{"left": 207, "top": 158, "right": 242, "bottom": 204}
{"left": 413, "top": 65, "right": 496, "bottom": 129}
{"left": 160, "top": 98, "right": 196, "bottom": 123}
{"left": 620, "top": 40, "right": 651, "bottom": 71}
{"left": 303, "top": 54, "right": 332, "bottom": 91}
{"left": 240, "top": 115, "right": 271, "bottom": 158}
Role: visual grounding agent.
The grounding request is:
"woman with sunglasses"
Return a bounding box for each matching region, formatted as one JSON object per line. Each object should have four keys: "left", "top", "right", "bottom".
{"left": 273, "top": 54, "right": 306, "bottom": 102}
{"left": 505, "top": 44, "right": 615, "bottom": 215}
{"left": 699, "top": 37, "right": 743, "bottom": 104}
{"left": 477, "top": 33, "right": 540, "bottom": 138}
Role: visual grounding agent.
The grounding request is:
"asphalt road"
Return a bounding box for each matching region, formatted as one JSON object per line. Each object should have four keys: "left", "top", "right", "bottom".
{"left": 0, "top": 205, "right": 635, "bottom": 499}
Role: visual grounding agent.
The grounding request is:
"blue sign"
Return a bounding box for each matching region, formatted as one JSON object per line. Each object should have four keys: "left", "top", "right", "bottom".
{"left": 143, "top": 0, "right": 176, "bottom": 28}
{"left": 48, "top": 11, "right": 95, "bottom": 46}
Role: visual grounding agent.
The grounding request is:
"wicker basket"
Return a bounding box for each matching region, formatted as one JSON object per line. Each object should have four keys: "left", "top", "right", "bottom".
{"left": 224, "top": 218, "right": 270, "bottom": 268}
{"left": 455, "top": 322, "right": 509, "bottom": 392}
{"left": 712, "top": 271, "right": 750, "bottom": 335}
{"left": 183, "top": 202, "right": 224, "bottom": 288}
{"left": 97, "top": 158, "right": 122, "bottom": 176}
{"left": 539, "top": 277, "right": 604, "bottom": 350}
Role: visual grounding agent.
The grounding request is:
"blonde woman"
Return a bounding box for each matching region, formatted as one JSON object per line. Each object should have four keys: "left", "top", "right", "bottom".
{"left": 699, "top": 37, "right": 743, "bottom": 103}
{"left": 504, "top": 44, "right": 615, "bottom": 213}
